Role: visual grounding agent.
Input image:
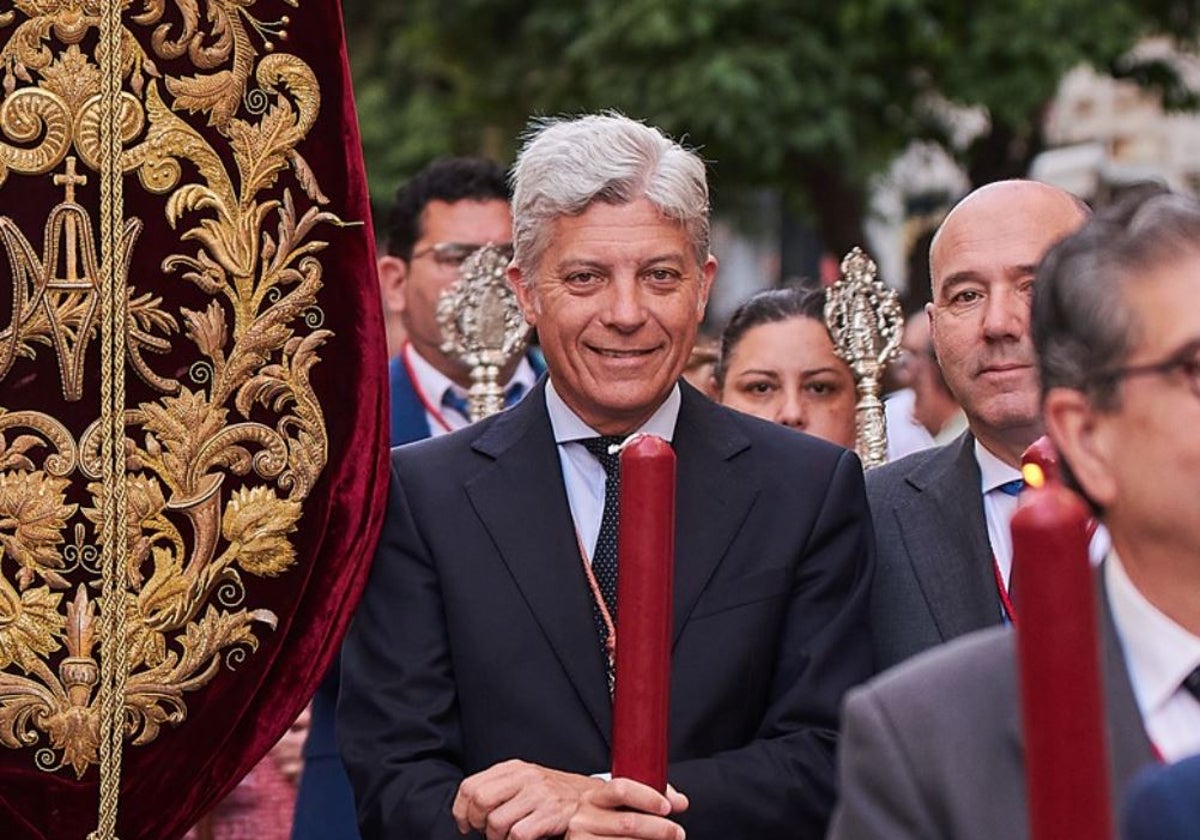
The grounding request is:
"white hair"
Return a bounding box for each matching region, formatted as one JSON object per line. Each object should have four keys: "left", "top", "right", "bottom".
{"left": 510, "top": 113, "right": 710, "bottom": 283}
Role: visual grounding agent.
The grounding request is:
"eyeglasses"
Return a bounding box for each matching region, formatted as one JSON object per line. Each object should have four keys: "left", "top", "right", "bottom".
{"left": 1090, "top": 336, "right": 1200, "bottom": 399}
{"left": 409, "top": 241, "right": 515, "bottom": 268}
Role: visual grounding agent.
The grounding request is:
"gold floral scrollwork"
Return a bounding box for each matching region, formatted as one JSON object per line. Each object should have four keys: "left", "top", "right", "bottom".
{"left": 0, "top": 0, "right": 342, "bottom": 776}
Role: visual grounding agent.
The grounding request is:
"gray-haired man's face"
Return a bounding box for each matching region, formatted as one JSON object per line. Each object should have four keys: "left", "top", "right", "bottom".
{"left": 510, "top": 198, "right": 715, "bottom": 436}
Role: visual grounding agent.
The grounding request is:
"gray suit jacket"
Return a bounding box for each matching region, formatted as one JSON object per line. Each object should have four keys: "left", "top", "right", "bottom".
{"left": 866, "top": 432, "right": 1003, "bottom": 671}
{"left": 828, "top": 586, "right": 1155, "bottom": 840}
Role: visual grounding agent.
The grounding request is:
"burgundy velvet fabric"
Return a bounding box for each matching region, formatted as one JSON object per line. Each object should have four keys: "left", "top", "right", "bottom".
{"left": 0, "top": 0, "right": 388, "bottom": 836}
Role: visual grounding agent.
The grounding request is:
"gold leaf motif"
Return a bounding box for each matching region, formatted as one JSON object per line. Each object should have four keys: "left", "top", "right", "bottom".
{"left": 289, "top": 150, "right": 329, "bottom": 206}
{"left": 0, "top": 579, "right": 65, "bottom": 672}
{"left": 166, "top": 69, "right": 237, "bottom": 120}
{"left": 0, "top": 471, "right": 76, "bottom": 590}
{"left": 0, "top": 433, "right": 43, "bottom": 472}
{"left": 182, "top": 300, "right": 228, "bottom": 362}
{"left": 43, "top": 706, "right": 98, "bottom": 778}
{"left": 221, "top": 485, "right": 300, "bottom": 577}
{"left": 82, "top": 474, "right": 181, "bottom": 587}
{"left": 36, "top": 44, "right": 99, "bottom": 112}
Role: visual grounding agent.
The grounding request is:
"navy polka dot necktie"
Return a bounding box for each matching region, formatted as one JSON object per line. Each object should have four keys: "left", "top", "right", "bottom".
{"left": 581, "top": 436, "right": 623, "bottom": 651}
{"left": 1184, "top": 666, "right": 1200, "bottom": 703}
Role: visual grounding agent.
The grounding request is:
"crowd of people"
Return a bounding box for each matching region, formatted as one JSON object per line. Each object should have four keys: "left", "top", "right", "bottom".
{"left": 203, "top": 112, "right": 1199, "bottom": 839}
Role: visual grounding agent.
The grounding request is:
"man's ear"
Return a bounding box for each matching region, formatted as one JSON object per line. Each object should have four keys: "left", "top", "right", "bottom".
{"left": 377, "top": 255, "right": 409, "bottom": 317}
{"left": 925, "top": 301, "right": 939, "bottom": 364}
{"left": 507, "top": 264, "right": 538, "bottom": 327}
{"left": 706, "top": 372, "right": 721, "bottom": 401}
{"left": 697, "top": 255, "right": 718, "bottom": 321}
{"left": 1043, "top": 387, "right": 1117, "bottom": 507}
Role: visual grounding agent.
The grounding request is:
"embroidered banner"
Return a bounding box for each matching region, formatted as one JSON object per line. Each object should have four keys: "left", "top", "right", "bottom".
{"left": 0, "top": 1, "right": 388, "bottom": 836}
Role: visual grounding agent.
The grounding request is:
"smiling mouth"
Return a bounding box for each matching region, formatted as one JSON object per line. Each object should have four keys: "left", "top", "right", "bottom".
{"left": 979, "top": 364, "right": 1031, "bottom": 375}
{"left": 590, "top": 347, "right": 658, "bottom": 358}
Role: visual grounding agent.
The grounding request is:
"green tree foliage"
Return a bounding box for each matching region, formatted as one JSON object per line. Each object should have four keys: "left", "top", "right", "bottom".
{"left": 343, "top": 0, "right": 1198, "bottom": 253}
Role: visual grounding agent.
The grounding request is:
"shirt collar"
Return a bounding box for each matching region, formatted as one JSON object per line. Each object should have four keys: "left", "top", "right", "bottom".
{"left": 975, "top": 438, "right": 1024, "bottom": 494}
{"left": 545, "top": 378, "right": 680, "bottom": 444}
{"left": 1107, "top": 549, "right": 1200, "bottom": 716}
{"left": 405, "top": 341, "right": 537, "bottom": 405}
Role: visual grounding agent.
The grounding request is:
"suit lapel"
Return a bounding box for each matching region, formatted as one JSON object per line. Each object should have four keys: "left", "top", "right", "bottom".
{"left": 894, "top": 433, "right": 1000, "bottom": 640}
{"left": 670, "top": 387, "right": 758, "bottom": 645}
{"left": 388, "top": 355, "right": 433, "bottom": 445}
{"left": 1002, "top": 568, "right": 1156, "bottom": 795}
{"left": 464, "top": 385, "right": 613, "bottom": 744}
{"left": 1097, "top": 577, "right": 1156, "bottom": 785}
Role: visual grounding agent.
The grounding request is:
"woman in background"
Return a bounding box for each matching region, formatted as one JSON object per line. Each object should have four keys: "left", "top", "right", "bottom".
{"left": 714, "top": 287, "right": 858, "bottom": 449}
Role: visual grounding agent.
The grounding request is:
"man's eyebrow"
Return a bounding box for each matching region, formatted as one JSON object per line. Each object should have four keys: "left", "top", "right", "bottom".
{"left": 552, "top": 258, "right": 609, "bottom": 272}
{"left": 639, "top": 252, "right": 687, "bottom": 266}
{"left": 938, "top": 270, "right": 984, "bottom": 295}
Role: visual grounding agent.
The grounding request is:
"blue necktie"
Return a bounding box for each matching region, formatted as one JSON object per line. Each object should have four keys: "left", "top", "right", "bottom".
{"left": 997, "top": 477, "right": 1026, "bottom": 621}
{"left": 504, "top": 381, "right": 527, "bottom": 408}
{"left": 997, "top": 479, "right": 1024, "bottom": 497}
{"left": 441, "top": 389, "right": 470, "bottom": 420}
{"left": 581, "top": 436, "right": 623, "bottom": 655}
{"left": 441, "top": 382, "right": 526, "bottom": 421}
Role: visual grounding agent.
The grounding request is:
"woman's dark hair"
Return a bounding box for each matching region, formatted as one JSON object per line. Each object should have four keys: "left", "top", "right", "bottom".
{"left": 713, "top": 286, "right": 827, "bottom": 388}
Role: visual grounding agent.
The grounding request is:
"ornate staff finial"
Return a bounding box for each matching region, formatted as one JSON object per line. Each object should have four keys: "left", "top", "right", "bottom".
{"left": 436, "top": 244, "right": 531, "bottom": 421}
{"left": 825, "top": 247, "right": 903, "bottom": 469}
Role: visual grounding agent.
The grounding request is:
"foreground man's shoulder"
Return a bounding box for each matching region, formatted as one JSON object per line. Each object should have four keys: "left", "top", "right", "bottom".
{"left": 854, "top": 626, "right": 1014, "bottom": 710}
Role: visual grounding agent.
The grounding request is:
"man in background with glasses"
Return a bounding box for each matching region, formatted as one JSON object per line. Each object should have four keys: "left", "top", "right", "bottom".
{"left": 377, "top": 157, "right": 540, "bottom": 442}
{"left": 293, "top": 157, "right": 541, "bottom": 840}
{"left": 830, "top": 186, "right": 1200, "bottom": 839}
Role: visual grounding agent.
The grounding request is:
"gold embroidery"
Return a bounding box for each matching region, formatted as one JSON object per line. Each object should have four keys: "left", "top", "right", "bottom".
{"left": 0, "top": 0, "right": 341, "bottom": 780}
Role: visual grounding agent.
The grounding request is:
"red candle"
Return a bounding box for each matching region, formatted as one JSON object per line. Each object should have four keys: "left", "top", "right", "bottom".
{"left": 611, "top": 434, "right": 675, "bottom": 792}
{"left": 1021, "top": 435, "right": 1060, "bottom": 484}
{"left": 1012, "top": 477, "right": 1113, "bottom": 840}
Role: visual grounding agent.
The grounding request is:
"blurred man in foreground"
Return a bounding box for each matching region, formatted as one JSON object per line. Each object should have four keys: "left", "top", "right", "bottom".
{"left": 830, "top": 187, "right": 1200, "bottom": 839}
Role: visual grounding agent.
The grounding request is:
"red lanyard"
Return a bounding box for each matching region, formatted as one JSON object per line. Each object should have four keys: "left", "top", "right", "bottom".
{"left": 576, "top": 530, "right": 616, "bottom": 694}
{"left": 400, "top": 341, "right": 455, "bottom": 433}
{"left": 993, "top": 557, "right": 1018, "bottom": 626}
{"left": 995, "top": 518, "right": 1101, "bottom": 627}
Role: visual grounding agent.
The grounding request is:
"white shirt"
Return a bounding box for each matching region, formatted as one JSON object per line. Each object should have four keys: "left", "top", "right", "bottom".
{"left": 884, "top": 389, "right": 934, "bottom": 462}
{"left": 1107, "top": 552, "right": 1200, "bottom": 762}
{"left": 976, "top": 439, "right": 1111, "bottom": 590}
{"left": 545, "top": 379, "right": 680, "bottom": 562}
{"left": 404, "top": 342, "right": 537, "bottom": 436}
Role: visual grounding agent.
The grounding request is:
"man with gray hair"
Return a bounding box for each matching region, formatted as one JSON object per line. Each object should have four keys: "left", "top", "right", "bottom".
{"left": 829, "top": 186, "right": 1200, "bottom": 839}
{"left": 337, "top": 113, "right": 874, "bottom": 839}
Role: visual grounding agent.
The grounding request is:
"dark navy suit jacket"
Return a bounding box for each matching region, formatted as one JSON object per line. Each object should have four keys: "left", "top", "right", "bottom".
{"left": 337, "top": 381, "right": 875, "bottom": 839}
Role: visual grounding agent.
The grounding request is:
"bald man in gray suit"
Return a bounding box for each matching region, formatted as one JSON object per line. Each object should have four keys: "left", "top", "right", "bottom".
{"left": 867, "top": 181, "right": 1090, "bottom": 671}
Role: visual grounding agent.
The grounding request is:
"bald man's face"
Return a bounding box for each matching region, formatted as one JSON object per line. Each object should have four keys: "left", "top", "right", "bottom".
{"left": 928, "top": 183, "right": 1087, "bottom": 459}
